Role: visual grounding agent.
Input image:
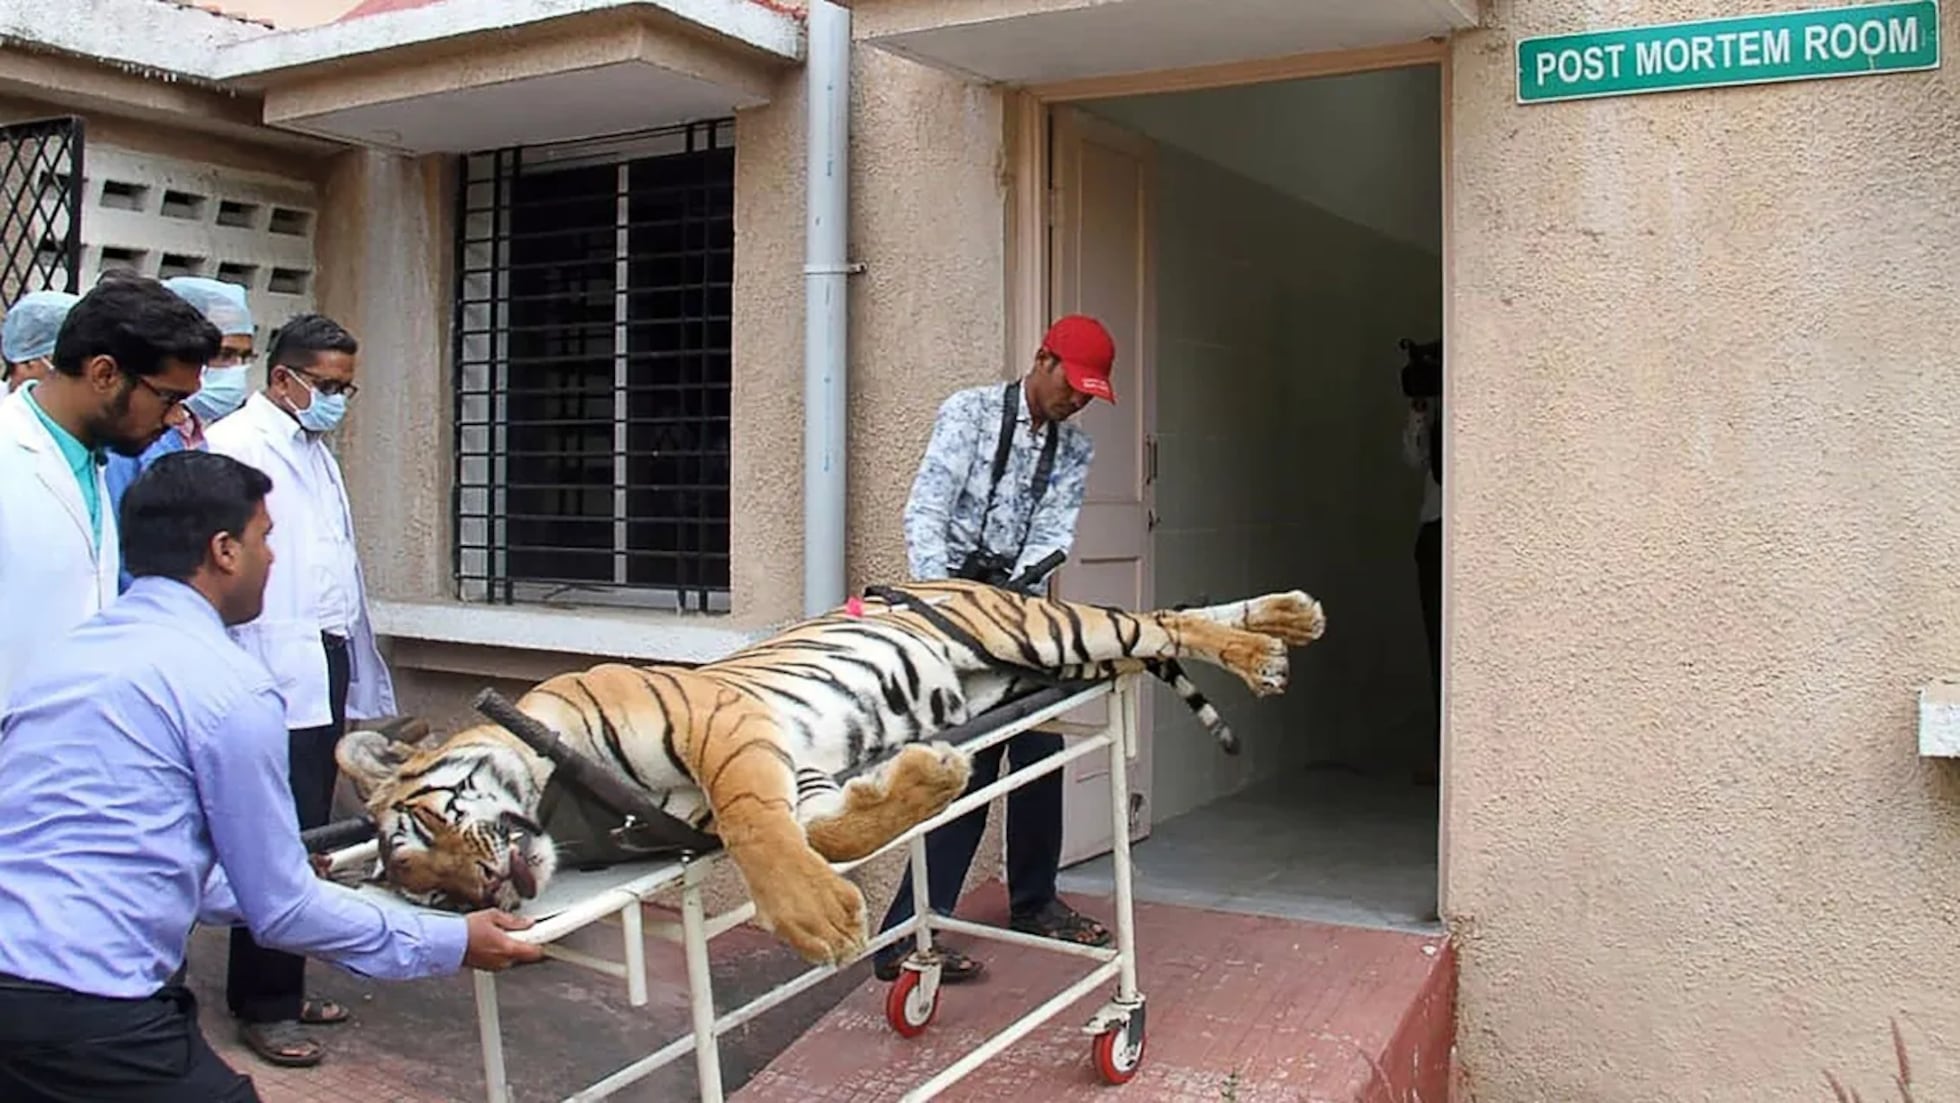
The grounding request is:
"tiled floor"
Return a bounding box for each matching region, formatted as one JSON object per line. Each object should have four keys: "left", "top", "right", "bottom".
{"left": 733, "top": 882, "right": 1454, "bottom": 1103}
{"left": 1059, "top": 767, "right": 1443, "bottom": 935}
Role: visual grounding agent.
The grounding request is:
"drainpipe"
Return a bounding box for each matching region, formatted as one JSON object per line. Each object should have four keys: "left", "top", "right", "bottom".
{"left": 802, "top": 0, "right": 855, "bottom": 617}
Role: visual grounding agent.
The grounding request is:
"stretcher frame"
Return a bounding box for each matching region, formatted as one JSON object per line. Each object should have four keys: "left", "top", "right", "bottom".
{"left": 323, "top": 674, "right": 1150, "bottom": 1102}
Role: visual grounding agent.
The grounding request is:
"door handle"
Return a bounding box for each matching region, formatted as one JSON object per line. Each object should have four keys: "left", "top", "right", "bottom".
{"left": 1144, "top": 436, "right": 1158, "bottom": 484}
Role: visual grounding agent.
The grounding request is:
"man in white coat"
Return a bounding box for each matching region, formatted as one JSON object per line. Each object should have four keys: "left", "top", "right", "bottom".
{"left": 205, "top": 312, "right": 397, "bottom": 1069}
{"left": 0, "top": 279, "right": 218, "bottom": 706}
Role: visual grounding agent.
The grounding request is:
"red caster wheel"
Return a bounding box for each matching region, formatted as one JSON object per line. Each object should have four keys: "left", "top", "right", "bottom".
{"left": 1092, "top": 1019, "right": 1146, "bottom": 1085}
{"left": 885, "top": 968, "right": 939, "bottom": 1038}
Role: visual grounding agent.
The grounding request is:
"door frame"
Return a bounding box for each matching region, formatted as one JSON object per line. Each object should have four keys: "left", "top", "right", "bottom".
{"left": 1003, "top": 34, "right": 1458, "bottom": 906}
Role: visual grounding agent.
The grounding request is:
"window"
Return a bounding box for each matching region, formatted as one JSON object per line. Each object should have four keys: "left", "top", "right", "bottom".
{"left": 452, "top": 120, "right": 734, "bottom": 613}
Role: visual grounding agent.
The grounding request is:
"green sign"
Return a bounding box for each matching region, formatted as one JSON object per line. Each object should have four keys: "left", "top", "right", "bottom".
{"left": 1517, "top": 1, "right": 1941, "bottom": 104}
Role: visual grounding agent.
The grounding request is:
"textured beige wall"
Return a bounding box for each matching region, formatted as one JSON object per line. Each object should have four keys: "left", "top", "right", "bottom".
{"left": 312, "top": 147, "right": 454, "bottom": 607}
{"left": 1446, "top": 2, "right": 1960, "bottom": 1099}
{"left": 731, "top": 42, "right": 1013, "bottom": 620}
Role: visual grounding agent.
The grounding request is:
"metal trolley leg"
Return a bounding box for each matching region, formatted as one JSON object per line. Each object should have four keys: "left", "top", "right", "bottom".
{"left": 1081, "top": 679, "right": 1148, "bottom": 1084}
{"left": 681, "top": 861, "right": 726, "bottom": 1103}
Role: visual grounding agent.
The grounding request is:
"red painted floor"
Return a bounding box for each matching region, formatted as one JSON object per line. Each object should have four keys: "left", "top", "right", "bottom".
{"left": 733, "top": 882, "right": 1456, "bottom": 1103}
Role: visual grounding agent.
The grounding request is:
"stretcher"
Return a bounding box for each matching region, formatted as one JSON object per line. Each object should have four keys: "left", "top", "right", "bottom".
{"left": 315, "top": 673, "right": 1151, "bottom": 1102}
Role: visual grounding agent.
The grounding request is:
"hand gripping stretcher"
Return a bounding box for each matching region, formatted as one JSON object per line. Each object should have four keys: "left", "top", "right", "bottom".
{"left": 303, "top": 672, "right": 1152, "bottom": 1102}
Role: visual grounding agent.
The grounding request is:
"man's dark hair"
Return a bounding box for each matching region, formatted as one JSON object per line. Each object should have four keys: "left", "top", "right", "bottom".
{"left": 96, "top": 266, "right": 145, "bottom": 285}
{"left": 52, "top": 277, "right": 221, "bottom": 380}
{"left": 121, "top": 450, "right": 274, "bottom": 582}
{"left": 267, "top": 312, "right": 358, "bottom": 373}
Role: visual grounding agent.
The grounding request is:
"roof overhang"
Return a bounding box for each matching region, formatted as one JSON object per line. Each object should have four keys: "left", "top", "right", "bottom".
{"left": 0, "top": 0, "right": 801, "bottom": 156}
{"left": 852, "top": 0, "right": 1480, "bottom": 86}
{"left": 216, "top": 0, "right": 804, "bottom": 153}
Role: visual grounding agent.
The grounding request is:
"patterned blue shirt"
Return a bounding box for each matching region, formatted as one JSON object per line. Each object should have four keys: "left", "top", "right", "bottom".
{"left": 0, "top": 576, "right": 468, "bottom": 998}
{"left": 902, "top": 379, "right": 1095, "bottom": 581}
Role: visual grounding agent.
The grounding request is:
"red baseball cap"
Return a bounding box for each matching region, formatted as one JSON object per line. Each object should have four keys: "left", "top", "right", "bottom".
{"left": 1042, "top": 314, "right": 1117, "bottom": 403}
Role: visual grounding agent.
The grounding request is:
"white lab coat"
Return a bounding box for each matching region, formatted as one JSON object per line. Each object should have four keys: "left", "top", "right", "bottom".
{"left": 205, "top": 393, "right": 395, "bottom": 730}
{"left": 0, "top": 386, "right": 120, "bottom": 710}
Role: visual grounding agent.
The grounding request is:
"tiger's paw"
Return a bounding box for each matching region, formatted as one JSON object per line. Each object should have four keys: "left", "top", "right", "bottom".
{"left": 1224, "top": 636, "right": 1290, "bottom": 696}
{"left": 1247, "top": 590, "right": 1327, "bottom": 647}
{"left": 888, "top": 742, "right": 972, "bottom": 818}
{"left": 750, "top": 855, "right": 867, "bottom": 966}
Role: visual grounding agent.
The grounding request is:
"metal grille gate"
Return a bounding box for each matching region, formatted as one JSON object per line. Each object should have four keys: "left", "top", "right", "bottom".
{"left": 0, "top": 116, "right": 84, "bottom": 304}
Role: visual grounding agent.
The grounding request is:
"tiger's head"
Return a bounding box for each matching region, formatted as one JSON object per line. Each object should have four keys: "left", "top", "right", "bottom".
{"left": 336, "top": 726, "right": 561, "bottom": 913}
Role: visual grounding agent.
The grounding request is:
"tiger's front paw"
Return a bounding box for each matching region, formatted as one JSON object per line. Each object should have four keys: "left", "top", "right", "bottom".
{"left": 749, "top": 853, "right": 867, "bottom": 966}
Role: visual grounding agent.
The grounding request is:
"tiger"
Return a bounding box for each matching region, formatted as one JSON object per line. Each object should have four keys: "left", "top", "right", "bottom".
{"left": 334, "top": 578, "right": 1326, "bottom": 966}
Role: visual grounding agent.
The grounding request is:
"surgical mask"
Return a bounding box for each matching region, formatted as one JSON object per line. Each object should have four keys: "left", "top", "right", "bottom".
{"left": 286, "top": 373, "right": 348, "bottom": 434}
{"left": 184, "top": 364, "right": 250, "bottom": 423}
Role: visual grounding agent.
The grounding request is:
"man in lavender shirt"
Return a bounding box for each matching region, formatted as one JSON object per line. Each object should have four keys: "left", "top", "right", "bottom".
{"left": 0, "top": 449, "right": 543, "bottom": 1102}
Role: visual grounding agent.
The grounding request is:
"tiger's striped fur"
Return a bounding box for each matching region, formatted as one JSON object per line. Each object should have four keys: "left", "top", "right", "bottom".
{"left": 336, "top": 579, "right": 1325, "bottom": 965}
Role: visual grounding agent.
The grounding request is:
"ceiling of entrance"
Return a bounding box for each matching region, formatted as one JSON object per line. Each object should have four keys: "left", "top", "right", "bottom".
{"left": 857, "top": 0, "right": 1479, "bottom": 86}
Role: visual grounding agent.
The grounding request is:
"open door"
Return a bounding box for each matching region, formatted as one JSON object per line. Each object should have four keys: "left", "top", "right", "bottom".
{"left": 1045, "top": 104, "right": 1157, "bottom": 868}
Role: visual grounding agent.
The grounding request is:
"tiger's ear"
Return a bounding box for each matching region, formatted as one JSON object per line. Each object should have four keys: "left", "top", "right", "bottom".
{"left": 336, "top": 728, "right": 411, "bottom": 801}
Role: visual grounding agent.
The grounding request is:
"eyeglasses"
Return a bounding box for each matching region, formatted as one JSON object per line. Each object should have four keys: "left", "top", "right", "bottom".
{"left": 281, "top": 363, "right": 359, "bottom": 400}
{"left": 209, "top": 347, "right": 255, "bottom": 368}
{"left": 134, "top": 375, "right": 198, "bottom": 409}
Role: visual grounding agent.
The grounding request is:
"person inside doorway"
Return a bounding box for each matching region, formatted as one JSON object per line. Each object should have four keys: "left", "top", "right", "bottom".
{"left": 871, "top": 314, "right": 1116, "bottom": 985}
{"left": 0, "top": 278, "right": 214, "bottom": 707}
{"left": 0, "top": 290, "right": 79, "bottom": 397}
{"left": 1398, "top": 337, "right": 1443, "bottom": 786}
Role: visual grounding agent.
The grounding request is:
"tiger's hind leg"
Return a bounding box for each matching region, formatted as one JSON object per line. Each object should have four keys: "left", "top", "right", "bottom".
{"left": 1179, "top": 590, "right": 1327, "bottom": 648}
{"left": 797, "top": 744, "right": 972, "bottom": 864}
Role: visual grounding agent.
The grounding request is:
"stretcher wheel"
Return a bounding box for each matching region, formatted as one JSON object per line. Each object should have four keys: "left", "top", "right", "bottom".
{"left": 885, "top": 969, "right": 938, "bottom": 1037}
{"left": 1092, "top": 1019, "right": 1145, "bottom": 1085}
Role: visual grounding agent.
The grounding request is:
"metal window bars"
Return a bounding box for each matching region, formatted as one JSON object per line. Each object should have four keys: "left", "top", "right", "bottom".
{"left": 452, "top": 120, "right": 734, "bottom": 614}
{"left": 0, "top": 116, "right": 84, "bottom": 305}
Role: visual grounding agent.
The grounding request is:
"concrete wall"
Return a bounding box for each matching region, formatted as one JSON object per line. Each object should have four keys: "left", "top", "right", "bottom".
{"left": 1088, "top": 112, "right": 1440, "bottom": 824}
{"left": 1445, "top": 2, "right": 1960, "bottom": 1099}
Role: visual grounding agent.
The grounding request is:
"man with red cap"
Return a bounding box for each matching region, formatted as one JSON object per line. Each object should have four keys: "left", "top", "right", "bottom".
{"left": 875, "top": 314, "right": 1118, "bottom": 985}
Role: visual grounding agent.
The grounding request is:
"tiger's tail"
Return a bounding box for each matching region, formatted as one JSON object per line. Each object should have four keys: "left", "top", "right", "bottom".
{"left": 1145, "top": 657, "right": 1238, "bottom": 755}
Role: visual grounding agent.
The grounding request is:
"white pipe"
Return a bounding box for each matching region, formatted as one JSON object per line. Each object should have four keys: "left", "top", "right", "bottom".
{"left": 802, "top": 0, "right": 852, "bottom": 616}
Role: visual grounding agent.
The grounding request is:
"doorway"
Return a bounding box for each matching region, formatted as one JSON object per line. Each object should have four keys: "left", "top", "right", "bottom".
{"left": 1030, "top": 54, "right": 1449, "bottom": 934}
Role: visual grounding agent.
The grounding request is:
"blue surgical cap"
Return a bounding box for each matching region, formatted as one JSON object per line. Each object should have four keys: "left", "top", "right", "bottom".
{"left": 163, "top": 276, "right": 254, "bottom": 338}
{"left": 1, "top": 290, "right": 80, "bottom": 364}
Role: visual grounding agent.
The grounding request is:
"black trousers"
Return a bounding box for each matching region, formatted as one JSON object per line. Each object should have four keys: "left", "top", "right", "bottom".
{"left": 0, "top": 975, "right": 259, "bottom": 1102}
{"left": 225, "top": 634, "right": 350, "bottom": 1024}
{"left": 1415, "top": 519, "right": 1443, "bottom": 759}
{"left": 874, "top": 729, "right": 1065, "bottom": 964}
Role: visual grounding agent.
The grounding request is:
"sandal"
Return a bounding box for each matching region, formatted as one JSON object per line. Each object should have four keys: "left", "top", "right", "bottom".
{"left": 238, "top": 1020, "right": 324, "bottom": 1068}
{"left": 1010, "top": 900, "right": 1113, "bottom": 948}
{"left": 300, "top": 997, "right": 349, "bottom": 1026}
{"left": 874, "top": 947, "right": 985, "bottom": 985}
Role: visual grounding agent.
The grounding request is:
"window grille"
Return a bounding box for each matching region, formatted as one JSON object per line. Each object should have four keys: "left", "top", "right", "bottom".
{"left": 0, "top": 116, "right": 84, "bottom": 303}
{"left": 453, "top": 120, "right": 734, "bottom": 613}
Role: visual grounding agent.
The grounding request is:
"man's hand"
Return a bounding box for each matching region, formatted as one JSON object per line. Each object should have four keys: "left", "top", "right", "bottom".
{"left": 463, "top": 910, "right": 546, "bottom": 972}
{"left": 308, "top": 853, "right": 334, "bottom": 879}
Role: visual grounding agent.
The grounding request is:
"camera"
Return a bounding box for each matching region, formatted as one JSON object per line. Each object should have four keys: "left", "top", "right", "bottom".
{"left": 1399, "top": 337, "right": 1442, "bottom": 400}
{"left": 953, "top": 548, "right": 1016, "bottom": 588}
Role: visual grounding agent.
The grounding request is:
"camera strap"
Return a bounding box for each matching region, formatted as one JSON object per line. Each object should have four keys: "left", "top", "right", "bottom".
{"left": 979, "top": 379, "right": 1059, "bottom": 522}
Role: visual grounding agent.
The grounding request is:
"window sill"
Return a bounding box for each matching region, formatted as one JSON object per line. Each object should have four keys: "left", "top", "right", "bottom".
{"left": 370, "top": 599, "right": 762, "bottom": 668}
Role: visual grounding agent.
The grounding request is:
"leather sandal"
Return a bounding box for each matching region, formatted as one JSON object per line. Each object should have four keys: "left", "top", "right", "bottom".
{"left": 238, "top": 1020, "right": 324, "bottom": 1068}
{"left": 299, "top": 997, "right": 349, "bottom": 1026}
{"left": 873, "top": 947, "right": 985, "bottom": 984}
{"left": 1010, "top": 899, "right": 1112, "bottom": 947}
